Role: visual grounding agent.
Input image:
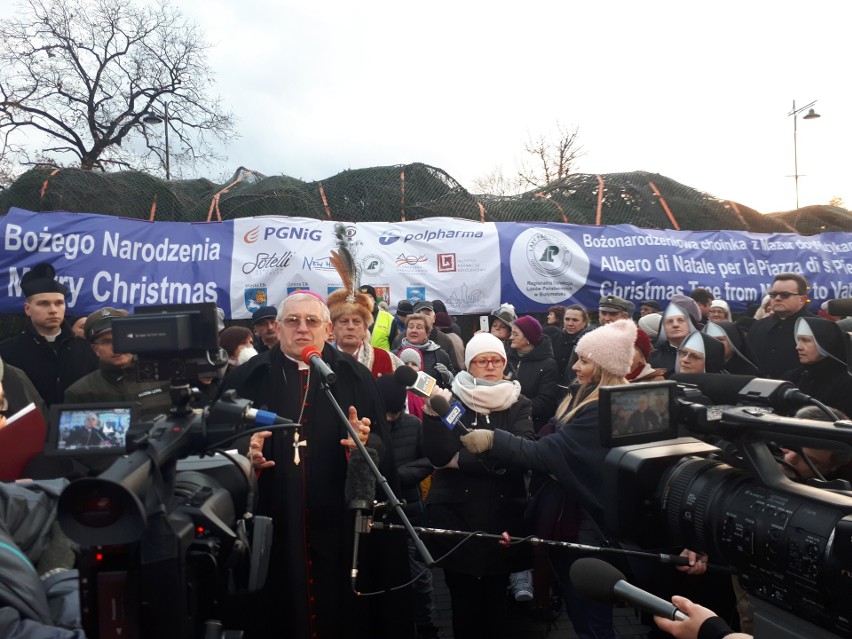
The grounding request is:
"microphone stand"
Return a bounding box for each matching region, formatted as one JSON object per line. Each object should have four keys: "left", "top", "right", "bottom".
{"left": 369, "top": 522, "right": 694, "bottom": 567}
{"left": 317, "top": 376, "right": 436, "bottom": 571}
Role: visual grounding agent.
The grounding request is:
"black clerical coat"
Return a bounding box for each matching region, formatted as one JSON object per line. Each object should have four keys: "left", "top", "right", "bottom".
{"left": 217, "top": 344, "right": 411, "bottom": 639}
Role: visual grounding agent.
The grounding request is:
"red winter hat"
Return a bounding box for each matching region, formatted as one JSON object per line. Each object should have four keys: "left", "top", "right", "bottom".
{"left": 634, "top": 328, "right": 652, "bottom": 360}
{"left": 513, "top": 315, "right": 543, "bottom": 346}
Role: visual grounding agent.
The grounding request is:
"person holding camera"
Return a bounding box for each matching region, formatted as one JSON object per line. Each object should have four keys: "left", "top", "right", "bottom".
{"left": 458, "top": 319, "right": 637, "bottom": 639}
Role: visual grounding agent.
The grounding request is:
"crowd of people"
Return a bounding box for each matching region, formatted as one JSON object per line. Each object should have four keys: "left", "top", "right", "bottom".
{"left": 0, "top": 261, "right": 851, "bottom": 639}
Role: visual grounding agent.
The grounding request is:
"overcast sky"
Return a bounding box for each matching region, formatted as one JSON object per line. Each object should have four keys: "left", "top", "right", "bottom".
{"left": 8, "top": 1, "right": 852, "bottom": 214}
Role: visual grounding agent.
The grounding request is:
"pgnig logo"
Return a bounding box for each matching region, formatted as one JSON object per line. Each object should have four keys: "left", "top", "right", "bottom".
{"left": 379, "top": 230, "right": 401, "bottom": 245}
{"left": 244, "top": 225, "right": 322, "bottom": 243}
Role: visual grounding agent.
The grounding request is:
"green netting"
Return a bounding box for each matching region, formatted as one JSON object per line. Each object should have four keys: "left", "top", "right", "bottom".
{"left": 1, "top": 163, "right": 850, "bottom": 234}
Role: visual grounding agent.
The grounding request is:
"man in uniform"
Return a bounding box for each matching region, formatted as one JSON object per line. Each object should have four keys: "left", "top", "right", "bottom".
{"left": 63, "top": 308, "right": 172, "bottom": 420}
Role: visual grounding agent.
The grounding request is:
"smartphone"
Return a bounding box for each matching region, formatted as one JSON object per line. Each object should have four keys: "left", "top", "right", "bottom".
{"left": 479, "top": 315, "right": 490, "bottom": 332}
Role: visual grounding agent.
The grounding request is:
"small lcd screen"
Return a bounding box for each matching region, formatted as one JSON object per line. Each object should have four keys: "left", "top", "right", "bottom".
{"left": 599, "top": 382, "right": 678, "bottom": 447}
{"left": 49, "top": 405, "right": 136, "bottom": 456}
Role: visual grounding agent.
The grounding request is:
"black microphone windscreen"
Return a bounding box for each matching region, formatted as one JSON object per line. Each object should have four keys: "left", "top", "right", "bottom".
{"left": 344, "top": 447, "right": 377, "bottom": 505}
{"left": 670, "top": 373, "right": 756, "bottom": 405}
{"left": 428, "top": 395, "right": 452, "bottom": 418}
{"left": 394, "top": 365, "right": 418, "bottom": 387}
{"left": 569, "top": 557, "right": 625, "bottom": 603}
{"left": 828, "top": 297, "right": 852, "bottom": 317}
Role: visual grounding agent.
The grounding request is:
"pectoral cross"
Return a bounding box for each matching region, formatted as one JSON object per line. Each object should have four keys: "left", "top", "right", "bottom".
{"left": 293, "top": 431, "right": 307, "bottom": 465}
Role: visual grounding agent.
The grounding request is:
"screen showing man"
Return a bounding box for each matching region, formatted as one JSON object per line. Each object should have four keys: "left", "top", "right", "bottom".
{"left": 58, "top": 408, "right": 132, "bottom": 452}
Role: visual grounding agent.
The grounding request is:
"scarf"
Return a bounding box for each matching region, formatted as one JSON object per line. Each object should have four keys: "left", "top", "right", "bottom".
{"left": 450, "top": 371, "right": 521, "bottom": 415}
{"left": 400, "top": 337, "right": 438, "bottom": 351}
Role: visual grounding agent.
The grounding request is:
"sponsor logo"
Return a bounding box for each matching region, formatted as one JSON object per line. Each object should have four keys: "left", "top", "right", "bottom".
{"left": 395, "top": 254, "right": 428, "bottom": 266}
{"left": 406, "top": 286, "right": 426, "bottom": 302}
{"left": 379, "top": 227, "right": 485, "bottom": 245}
{"left": 245, "top": 287, "right": 268, "bottom": 312}
{"left": 327, "top": 285, "right": 343, "bottom": 297}
{"left": 361, "top": 254, "right": 384, "bottom": 277}
{"left": 379, "top": 230, "right": 401, "bottom": 245}
{"left": 242, "top": 251, "right": 294, "bottom": 275}
{"left": 526, "top": 231, "right": 574, "bottom": 278}
{"left": 437, "top": 253, "right": 456, "bottom": 272}
{"left": 243, "top": 226, "right": 261, "bottom": 243}
{"left": 302, "top": 256, "right": 336, "bottom": 272}
{"left": 287, "top": 284, "right": 309, "bottom": 295}
{"left": 510, "top": 227, "right": 590, "bottom": 304}
{"left": 246, "top": 226, "right": 322, "bottom": 243}
{"left": 446, "top": 283, "right": 487, "bottom": 311}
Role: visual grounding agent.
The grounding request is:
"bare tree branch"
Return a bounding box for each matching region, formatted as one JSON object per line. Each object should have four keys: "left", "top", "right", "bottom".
{"left": 0, "top": 0, "right": 237, "bottom": 175}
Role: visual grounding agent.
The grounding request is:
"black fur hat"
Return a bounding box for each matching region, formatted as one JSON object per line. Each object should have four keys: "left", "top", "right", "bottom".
{"left": 20, "top": 263, "right": 69, "bottom": 298}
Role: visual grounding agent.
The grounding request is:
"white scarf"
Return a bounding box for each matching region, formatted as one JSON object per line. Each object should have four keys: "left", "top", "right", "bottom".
{"left": 450, "top": 371, "right": 521, "bottom": 415}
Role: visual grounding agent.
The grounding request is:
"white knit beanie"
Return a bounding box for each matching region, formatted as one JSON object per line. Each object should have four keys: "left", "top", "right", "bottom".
{"left": 464, "top": 332, "right": 507, "bottom": 370}
{"left": 575, "top": 319, "right": 637, "bottom": 377}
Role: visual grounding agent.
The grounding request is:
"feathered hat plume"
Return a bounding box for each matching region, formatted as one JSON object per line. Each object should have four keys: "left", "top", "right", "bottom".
{"left": 327, "top": 224, "right": 374, "bottom": 326}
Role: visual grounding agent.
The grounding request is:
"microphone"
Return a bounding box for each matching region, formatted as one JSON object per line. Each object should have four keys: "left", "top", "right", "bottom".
{"left": 827, "top": 297, "right": 852, "bottom": 317}
{"left": 244, "top": 406, "right": 293, "bottom": 426}
{"left": 301, "top": 345, "right": 337, "bottom": 384}
{"left": 344, "top": 447, "right": 378, "bottom": 590}
{"left": 428, "top": 395, "right": 469, "bottom": 433}
{"left": 569, "top": 557, "right": 688, "bottom": 621}
{"left": 393, "top": 364, "right": 437, "bottom": 397}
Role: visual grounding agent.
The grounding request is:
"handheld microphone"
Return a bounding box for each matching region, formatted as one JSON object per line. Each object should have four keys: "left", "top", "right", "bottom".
{"left": 428, "top": 395, "right": 469, "bottom": 434}
{"left": 394, "top": 364, "right": 437, "bottom": 397}
{"left": 301, "top": 345, "right": 337, "bottom": 384}
{"left": 569, "top": 557, "right": 688, "bottom": 621}
{"left": 244, "top": 406, "right": 293, "bottom": 426}
{"left": 827, "top": 297, "right": 852, "bottom": 317}
{"left": 344, "top": 447, "right": 378, "bottom": 591}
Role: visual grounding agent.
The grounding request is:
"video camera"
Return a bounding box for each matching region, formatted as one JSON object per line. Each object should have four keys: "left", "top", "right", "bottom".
{"left": 599, "top": 376, "right": 852, "bottom": 638}
{"left": 55, "top": 303, "right": 276, "bottom": 639}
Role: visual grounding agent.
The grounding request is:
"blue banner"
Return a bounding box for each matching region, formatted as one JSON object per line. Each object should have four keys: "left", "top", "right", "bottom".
{"left": 1, "top": 208, "right": 850, "bottom": 317}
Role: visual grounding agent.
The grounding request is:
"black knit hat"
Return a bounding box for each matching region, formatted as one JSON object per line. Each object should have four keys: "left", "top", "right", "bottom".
{"left": 20, "top": 263, "right": 69, "bottom": 298}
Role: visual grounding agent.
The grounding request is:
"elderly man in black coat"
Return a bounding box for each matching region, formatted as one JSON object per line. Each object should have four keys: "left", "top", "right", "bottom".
{"left": 217, "top": 291, "right": 411, "bottom": 639}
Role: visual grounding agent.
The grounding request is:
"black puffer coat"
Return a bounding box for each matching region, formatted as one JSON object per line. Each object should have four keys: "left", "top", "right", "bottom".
{"left": 507, "top": 336, "right": 561, "bottom": 431}
{"left": 423, "top": 394, "right": 535, "bottom": 576}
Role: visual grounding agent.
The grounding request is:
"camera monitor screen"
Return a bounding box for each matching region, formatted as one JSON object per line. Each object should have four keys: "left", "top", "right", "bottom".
{"left": 46, "top": 403, "right": 139, "bottom": 456}
{"left": 598, "top": 381, "right": 678, "bottom": 447}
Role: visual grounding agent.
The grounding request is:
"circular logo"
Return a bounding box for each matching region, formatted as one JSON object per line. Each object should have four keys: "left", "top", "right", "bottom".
{"left": 510, "top": 228, "right": 590, "bottom": 304}
{"left": 379, "top": 229, "right": 401, "bottom": 245}
{"left": 361, "top": 254, "right": 384, "bottom": 277}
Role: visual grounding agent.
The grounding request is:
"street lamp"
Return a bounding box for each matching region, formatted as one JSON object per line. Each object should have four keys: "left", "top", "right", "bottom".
{"left": 788, "top": 99, "right": 820, "bottom": 209}
{"left": 142, "top": 101, "right": 170, "bottom": 180}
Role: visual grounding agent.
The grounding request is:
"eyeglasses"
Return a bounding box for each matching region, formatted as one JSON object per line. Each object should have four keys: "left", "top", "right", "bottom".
{"left": 470, "top": 357, "right": 505, "bottom": 368}
{"left": 678, "top": 350, "right": 705, "bottom": 361}
{"left": 767, "top": 291, "right": 800, "bottom": 299}
{"left": 281, "top": 316, "right": 324, "bottom": 328}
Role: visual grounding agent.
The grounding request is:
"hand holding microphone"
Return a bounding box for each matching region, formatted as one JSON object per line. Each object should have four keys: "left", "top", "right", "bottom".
{"left": 460, "top": 429, "right": 494, "bottom": 453}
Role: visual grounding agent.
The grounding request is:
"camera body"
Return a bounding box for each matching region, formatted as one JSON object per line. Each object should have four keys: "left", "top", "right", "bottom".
{"left": 599, "top": 378, "right": 852, "bottom": 637}
{"left": 55, "top": 303, "right": 269, "bottom": 638}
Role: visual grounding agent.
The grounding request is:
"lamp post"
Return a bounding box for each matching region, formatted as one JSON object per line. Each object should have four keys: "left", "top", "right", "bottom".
{"left": 142, "top": 101, "right": 170, "bottom": 180}
{"left": 788, "top": 99, "right": 820, "bottom": 209}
